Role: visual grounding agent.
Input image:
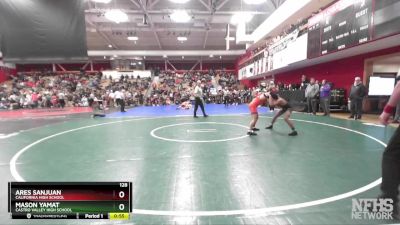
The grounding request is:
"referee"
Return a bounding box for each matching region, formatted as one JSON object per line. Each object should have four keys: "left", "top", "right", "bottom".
{"left": 115, "top": 89, "right": 126, "bottom": 112}
{"left": 193, "top": 80, "right": 208, "bottom": 118}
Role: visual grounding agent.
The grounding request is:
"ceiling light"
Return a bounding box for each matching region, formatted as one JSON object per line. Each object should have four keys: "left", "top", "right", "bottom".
{"left": 108, "top": 44, "right": 113, "bottom": 48}
{"left": 169, "top": 0, "right": 190, "bottom": 3}
{"left": 163, "top": 55, "right": 168, "bottom": 58}
{"left": 138, "top": 62, "right": 142, "bottom": 65}
{"left": 105, "top": 9, "right": 128, "bottom": 24}
{"left": 182, "top": 56, "right": 184, "bottom": 59}
{"left": 243, "top": 0, "right": 267, "bottom": 4}
{"left": 209, "top": 54, "right": 214, "bottom": 58}
{"left": 219, "top": 56, "right": 222, "bottom": 59}
{"left": 103, "top": 56, "right": 106, "bottom": 59}
{"left": 230, "top": 12, "right": 253, "bottom": 25}
{"left": 170, "top": 10, "right": 191, "bottom": 23}
{"left": 110, "top": 57, "right": 115, "bottom": 60}
{"left": 113, "top": 54, "right": 118, "bottom": 57}
{"left": 177, "top": 36, "right": 187, "bottom": 41}
{"left": 92, "top": 0, "right": 112, "bottom": 3}
{"left": 127, "top": 36, "right": 139, "bottom": 41}
{"left": 143, "top": 56, "right": 146, "bottom": 59}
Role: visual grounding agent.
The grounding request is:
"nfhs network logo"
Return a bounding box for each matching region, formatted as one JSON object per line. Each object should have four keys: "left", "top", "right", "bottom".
{"left": 351, "top": 198, "right": 393, "bottom": 220}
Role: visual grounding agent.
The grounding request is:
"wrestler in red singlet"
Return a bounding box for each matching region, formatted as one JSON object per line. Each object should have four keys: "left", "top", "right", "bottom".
{"left": 248, "top": 93, "right": 267, "bottom": 114}
{"left": 247, "top": 92, "right": 268, "bottom": 135}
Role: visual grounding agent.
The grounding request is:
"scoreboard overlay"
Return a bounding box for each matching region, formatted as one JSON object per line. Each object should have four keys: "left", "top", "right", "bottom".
{"left": 8, "top": 182, "right": 132, "bottom": 220}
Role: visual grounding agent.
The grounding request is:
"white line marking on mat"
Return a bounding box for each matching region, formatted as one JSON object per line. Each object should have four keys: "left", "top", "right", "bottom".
{"left": 0, "top": 132, "right": 19, "bottom": 139}
{"left": 9, "top": 115, "right": 388, "bottom": 217}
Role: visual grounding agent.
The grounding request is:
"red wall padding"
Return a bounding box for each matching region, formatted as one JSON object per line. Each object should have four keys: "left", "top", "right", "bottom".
{"left": 16, "top": 64, "right": 53, "bottom": 72}
{"left": 274, "top": 46, "right": 400, "bottom": 94}
{"left": 275, "top": 56, "right": 364, "bottom": 90}
{"left": 0, "top": 69, "right": 6, "bottom": 83}
{"left": 0, "top": 67, "right": 16, "bottom": 83}
{"left": 239, "top": 45, "right": 400, "bottom": 92}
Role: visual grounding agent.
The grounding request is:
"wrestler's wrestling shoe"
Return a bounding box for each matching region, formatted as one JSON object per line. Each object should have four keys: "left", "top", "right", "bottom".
{"left": 247, "top": 131, "right": 257, "bottom": 136}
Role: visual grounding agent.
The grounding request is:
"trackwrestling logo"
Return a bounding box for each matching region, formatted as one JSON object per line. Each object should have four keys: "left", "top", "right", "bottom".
{"left": 351, "top": 198, "right": 393, "bottom": 220}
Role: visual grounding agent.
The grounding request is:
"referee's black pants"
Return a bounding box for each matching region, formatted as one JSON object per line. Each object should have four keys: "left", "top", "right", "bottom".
{"left": 116, "top": 98, "right": 125, "bottom": 112}
{"left": 381, "top": 126, "right": 400, "bottom": 206}
{"left": 194, "top": 97, "right": 206, "bottom": 117}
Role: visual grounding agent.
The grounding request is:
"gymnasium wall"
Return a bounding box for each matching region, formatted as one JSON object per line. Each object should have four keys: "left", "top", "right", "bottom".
{"left": 373, "top": 63, "right": 400, "bottom": 74}
{"left": 274, "top": 57, "right": 364, "bottom": 91}
{"left": 245, "top": 45, "right": 400, "bottom": 95}
{"left": 0, "top": 59, "right": 16, "bottom": 83}
{"left": 0, "top": 69, "right": 7, "bottom": 83}
{"left": 274, "top": 46, "right": 400, "bottom": 93}
{"left": 0, "top": 68, "right": 17, "bottom": 83}
{"left": 16, "top": 61, "right": 111, "bottom": 72}
{"left": 145, "top": 61, "right": 236, "bottom": 71}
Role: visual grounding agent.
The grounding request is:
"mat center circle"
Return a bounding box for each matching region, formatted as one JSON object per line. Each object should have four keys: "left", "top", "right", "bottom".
{"left": 150, "top": 122, "right": 249, "bottom": 143}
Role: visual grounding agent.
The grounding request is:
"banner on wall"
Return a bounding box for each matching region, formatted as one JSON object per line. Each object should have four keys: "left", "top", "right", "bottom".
{"left": 271, "top": 33, "right": 308, "bottom": 70}
{"left": 245, "top": 63, "right": 254, "bottom": 78}
{"left": 269, "top": 29, "right": 299, "bottom": 55}
{"left": 257, "top": 59, "right": 262, "bottom": 75}
{"left": 238, "top": 67, "right": 245, "bottom": 80}
{"left": 238, "top": 63, "right": 255, "bottom": 80}
{"left": 254, "top": 60, "right": 258, "bottom": 77}
{"left": 0, "top": 60, "right": 16, "bottom": 69}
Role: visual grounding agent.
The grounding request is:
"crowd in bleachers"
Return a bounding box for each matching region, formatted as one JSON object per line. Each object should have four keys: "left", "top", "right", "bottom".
{"left": 0, "top": 70, "right": 252, "bottom": 110}
{"left": 0, "top": 72, "right": 99, "bottom": 110}
{"left": 0, "top": 72, "right": 150, "bottom": 110}
{"left": 149, "top": 71, "right": 252, "bottom": 107}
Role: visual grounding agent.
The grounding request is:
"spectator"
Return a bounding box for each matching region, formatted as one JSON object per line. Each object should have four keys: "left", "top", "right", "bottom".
{"left": 320, "top": 79, "right": 331, "bottom": 116}
{"left": 300, "top": 75, "right": 309, "bottom": 90}
{"left": 0, "top": 70, "right": 244, "bottom": 111}
{"left": 305, "top": 78, "right": 319, "bottom": 115}
{"left": 80, "top": 95, "right": 89, "bottom": 107}
{"left": 349, "top": 76, "right": 367, "bottom": 120}
{"left": 31, "top": 91, "right": 39, "bottom": 108}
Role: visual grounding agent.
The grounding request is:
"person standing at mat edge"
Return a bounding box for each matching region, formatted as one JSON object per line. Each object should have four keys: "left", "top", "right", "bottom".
{"left": 320, "top": 80, "right": 331, "bottom": 116}
{"left": 115, "top": 89, "right": 126, "bottom": 112}
{"left": 349, "top": 76, "right": 367, "bottom": 120}
{"left": 379, "top": 80, "right": 400, "bottom": 219}
{"left": 305, "top": 78, "right": 319, "bottom": 115}
{"left": 193, "top": 80, "right": 208, "bottom": 118}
